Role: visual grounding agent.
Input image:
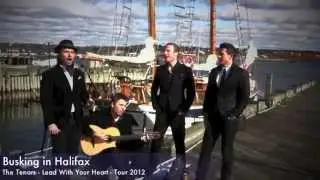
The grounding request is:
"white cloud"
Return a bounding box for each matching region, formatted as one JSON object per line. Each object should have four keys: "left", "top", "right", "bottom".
{"left": 0, "top": 0, "right": 319, "bottom": 51}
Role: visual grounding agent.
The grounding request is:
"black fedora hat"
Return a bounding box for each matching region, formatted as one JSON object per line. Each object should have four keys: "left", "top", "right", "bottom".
{"left": 54, "top": 39, "right": 78, "bottom": 53}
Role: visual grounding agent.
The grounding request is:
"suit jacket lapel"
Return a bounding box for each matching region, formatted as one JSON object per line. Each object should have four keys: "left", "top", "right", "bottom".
{"left": 73, "top": 69, "right": 79, "bottom": 91}
{"left": 211, "top": 68, "right": 219, "bottom": 88}
{"left": 225, "top": 64, "right": 235, "bottom": 82}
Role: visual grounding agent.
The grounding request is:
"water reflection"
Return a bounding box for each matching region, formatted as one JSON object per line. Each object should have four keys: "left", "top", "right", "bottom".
{"left": 0, "top": 101, "right": 44, "bottom": 153}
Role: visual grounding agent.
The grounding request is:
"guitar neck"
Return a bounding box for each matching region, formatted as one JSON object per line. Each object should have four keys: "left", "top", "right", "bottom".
{"left": 112, "top": 134, "right": 142, "bottom": 141}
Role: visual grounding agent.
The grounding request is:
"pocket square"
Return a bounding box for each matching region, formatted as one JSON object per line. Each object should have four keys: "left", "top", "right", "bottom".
{"left": 77, "top": 76, "right": 82, "bottom": 80}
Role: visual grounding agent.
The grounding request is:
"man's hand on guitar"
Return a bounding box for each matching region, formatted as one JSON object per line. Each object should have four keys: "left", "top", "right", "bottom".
{"left": 48, "top": 123, "right": 61, "bottom": 135}
{"left": 94, "top": 132, "right": 110, "bottom": 141}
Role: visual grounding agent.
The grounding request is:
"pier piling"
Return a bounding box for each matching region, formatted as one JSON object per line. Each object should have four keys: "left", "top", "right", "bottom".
{"left": 265, "top": 73, "right": 273, "bottom": 107}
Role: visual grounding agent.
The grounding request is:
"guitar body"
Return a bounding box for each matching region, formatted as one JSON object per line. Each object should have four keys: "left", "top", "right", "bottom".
{"left": 80, "top": 125, "right": 120, "bottom": 156}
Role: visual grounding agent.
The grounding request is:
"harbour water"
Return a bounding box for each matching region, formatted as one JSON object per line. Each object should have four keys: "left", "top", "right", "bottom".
{"left": 0, "top": 101, "right": 44, "bottom": 153}
{"left": 251, "top": 60, "right": 320, "bottom": 93}
{"left": 1, "top": 60, "right": 320, "bottom": 153}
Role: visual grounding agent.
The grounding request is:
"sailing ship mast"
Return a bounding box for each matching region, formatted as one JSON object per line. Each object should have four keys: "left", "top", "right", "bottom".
{"left": 210, "top": 0, "right": 217, "bottom": 54}
{"left": 148, "top": 0, "right": 156, "bottom": 39}
{"left": 148, "top": 0, "right": 218, "bottom": 75}
{"left": 148, "top": 0, "right": 157, "bottom": 79}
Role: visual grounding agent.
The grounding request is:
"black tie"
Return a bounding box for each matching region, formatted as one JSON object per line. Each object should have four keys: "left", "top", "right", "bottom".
{"left": 220, "top": 68, "right": 226, "bottom": 87}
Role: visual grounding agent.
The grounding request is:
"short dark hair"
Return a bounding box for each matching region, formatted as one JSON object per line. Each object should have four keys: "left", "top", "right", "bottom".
{"left": 164, "top": 42, "right": 180, "bottom": 53}
{"left": 219, "top": 42, "right": 237, "bottom": 58}
{"left": 111, "top": 93, "right": 129, "bottom": 103}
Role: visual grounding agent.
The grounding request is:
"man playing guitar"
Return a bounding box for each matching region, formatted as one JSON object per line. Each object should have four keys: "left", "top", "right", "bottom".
{"left": 81, "top": 93, "right": 158, "bottom": 180}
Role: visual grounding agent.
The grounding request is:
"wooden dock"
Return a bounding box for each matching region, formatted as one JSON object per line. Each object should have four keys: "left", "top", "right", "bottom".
{"left": 187, "top": 82, "right": 320, "bottom": 180}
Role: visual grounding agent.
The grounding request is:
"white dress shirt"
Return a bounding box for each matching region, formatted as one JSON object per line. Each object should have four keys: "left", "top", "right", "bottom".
{"left": 114, "top": 117, "right": 120, "bottom": 123}
{"left": 60, "top": 65, "right": 75, "bottom": 113}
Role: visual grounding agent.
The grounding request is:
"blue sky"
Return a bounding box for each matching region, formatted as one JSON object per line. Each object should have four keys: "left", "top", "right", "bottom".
{"left": 0, "top": 0, "right": 319, "bottom": 51}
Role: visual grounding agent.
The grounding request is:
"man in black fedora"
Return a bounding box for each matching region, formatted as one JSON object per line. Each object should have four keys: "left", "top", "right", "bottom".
{"left": 40, "top": 39, "right": 89, "bottom": 154}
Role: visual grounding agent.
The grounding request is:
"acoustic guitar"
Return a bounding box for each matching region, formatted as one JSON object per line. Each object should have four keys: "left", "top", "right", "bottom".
{"left": 81, "top": 125, "right": 161, "bottom": 156}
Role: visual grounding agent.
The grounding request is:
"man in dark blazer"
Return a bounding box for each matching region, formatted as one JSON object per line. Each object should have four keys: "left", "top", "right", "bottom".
{"left": 84, "top": 93, "right": 146, "bottom": 152}
{"left": 85, "top": 93, "right": 149, "bottom": 180}
{"left": 195, "top": 43, "right": 250, "bottom": 180}
{"left": 40, "top": 40, "right": 89, "bottom": 154}
{"left": 150, "top": 43, "right": 195, "bottom": 168}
